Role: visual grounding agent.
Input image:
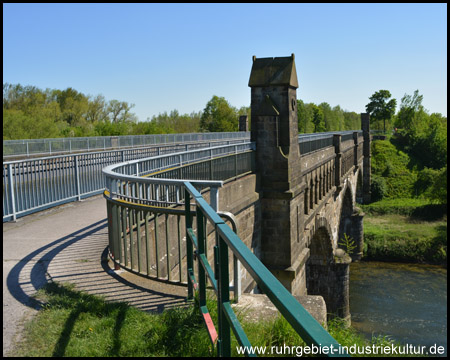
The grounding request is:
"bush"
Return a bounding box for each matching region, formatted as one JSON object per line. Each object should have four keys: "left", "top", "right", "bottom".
{"left": 370, "top": 175, "right": 386, "bottom": 202}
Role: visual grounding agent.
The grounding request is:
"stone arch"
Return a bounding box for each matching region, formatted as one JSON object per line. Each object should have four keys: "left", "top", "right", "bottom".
{"left": 306, "top": 218, "right": 351, "bottom": 320}
{"left": 309, "top": 218, "right": 334, "bottom": 266}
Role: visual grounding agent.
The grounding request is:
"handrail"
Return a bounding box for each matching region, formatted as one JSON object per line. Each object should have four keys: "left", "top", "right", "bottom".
{"left": 103, "top": 142, "right": 255, "bottom": 208}
{"left": 3, "top": 131, "right": 251, "bottom": 158}
{"left": 102, "top": 142, "right": 255, "bottom": 286}
{"left": 184, "top": 182, "right": 349, "bottom": 357}
{"left": 3, "top": 139, "right": 250, "bottom": 222}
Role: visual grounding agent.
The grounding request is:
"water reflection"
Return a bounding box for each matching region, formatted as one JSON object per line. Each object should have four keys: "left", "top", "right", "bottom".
{"left": 350, "top": 261, "right": 447, "bottom": 356}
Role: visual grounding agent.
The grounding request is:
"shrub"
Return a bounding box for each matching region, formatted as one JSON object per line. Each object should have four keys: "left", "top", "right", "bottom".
{"left": 370, "top": 175, "right": 387, "bottom": 202}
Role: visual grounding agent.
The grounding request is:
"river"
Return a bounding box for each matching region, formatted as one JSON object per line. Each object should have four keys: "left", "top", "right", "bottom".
{"left": 350, "top": 261, "right": 447, "bottom": 356}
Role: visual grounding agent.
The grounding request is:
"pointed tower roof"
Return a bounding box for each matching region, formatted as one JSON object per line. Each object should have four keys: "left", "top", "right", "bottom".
{"left": 248, "top": 54, "right": 298, "bottom": 88}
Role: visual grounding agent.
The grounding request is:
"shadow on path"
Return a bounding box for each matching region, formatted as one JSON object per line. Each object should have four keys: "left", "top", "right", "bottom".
{"left": 6, "top": 217, "right": 188, "bottom": 315}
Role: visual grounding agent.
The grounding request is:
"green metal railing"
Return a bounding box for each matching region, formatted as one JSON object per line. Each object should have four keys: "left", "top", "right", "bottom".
{"left": 103, "top": 140, "right": 350, "bottom": 357}
{"left": 184, "top": 182, "right": 349, "bottom": 357}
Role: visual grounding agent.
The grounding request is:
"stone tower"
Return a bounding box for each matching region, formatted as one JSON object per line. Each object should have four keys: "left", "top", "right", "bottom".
{"left": 249, "top": 54, "right": 306, "bottom": 295}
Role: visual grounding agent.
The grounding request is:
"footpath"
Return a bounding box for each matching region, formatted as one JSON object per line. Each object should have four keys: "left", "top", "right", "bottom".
{"left": 3, "top": 195, "right": 187, "bottom": 356}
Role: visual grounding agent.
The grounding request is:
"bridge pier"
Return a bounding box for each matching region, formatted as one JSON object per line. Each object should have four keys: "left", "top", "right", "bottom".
{"left": 249, "top": 54, "right": 306, "bottom": 296}
{"left": 248, "top": 54, "right": 365, "bottom": 322}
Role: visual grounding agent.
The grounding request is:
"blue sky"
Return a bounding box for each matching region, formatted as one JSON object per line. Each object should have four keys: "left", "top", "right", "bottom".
{"left": 3, "top": 3, "right": 447, "bottom": 122}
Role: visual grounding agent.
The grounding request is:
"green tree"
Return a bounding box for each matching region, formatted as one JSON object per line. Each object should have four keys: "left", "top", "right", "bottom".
{"left": 107, "top": 100, "right": 136, "bottom": 123}
{"left": 394, "top": 91, "right": 447, "bottom": 170}
{"left": 428, "top": 166, "right": 447, "bottom": 204}
{"left": 311, "top": 104, "right": 326, "bottom": 132}
{"left": 297, "top": 100, "right": 315, "bottom": 133}
{"left": 395, "top": 90, "right": 424, "bottom": 130}
{"left": 200, "top": 95, "right": 238, "bottom": 132}
{"left": 343, "top": 111, "right": 360, "bottom": 130}
{"left": 366, "top": 90, "right": 397, "bottom": 133}
{"left": 86, "top": 95, "right": 108, "bottom": 123}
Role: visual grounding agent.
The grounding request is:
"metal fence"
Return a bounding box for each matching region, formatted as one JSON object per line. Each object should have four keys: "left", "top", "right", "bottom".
{"left": 3, "top": 132, "right": 251, "bottom": 158}
{"left": 103, "top": 142, "right": 255, "bottom": 291}
{"left": 184, "top": 182, "right": 349, "bottom": 356}
{"left": 102, "top": 140, "right": 347, "bottom": 357}
{"left": 2, "top": 140, "right": 249, "bottom": 222}
{"left": 299, "top": 130, "right": 362, "bottom": 154}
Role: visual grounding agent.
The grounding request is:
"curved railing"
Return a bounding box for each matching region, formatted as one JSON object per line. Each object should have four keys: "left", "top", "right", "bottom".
{"left": 102, "top": 142, "right": 255, "bottom": 283}
{"left": 102, "top": 140, "right": 349, "bottom": 357}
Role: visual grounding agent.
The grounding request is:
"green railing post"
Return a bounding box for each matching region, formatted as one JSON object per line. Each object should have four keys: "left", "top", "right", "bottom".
{"left": 197, "top": 206, "right": 207, "bottom": 309}
{"left": 217, "top": 232, "right": 231, "bottom": 357}
{"left": 185, "top": 189, "right": 194, "bottom": 300}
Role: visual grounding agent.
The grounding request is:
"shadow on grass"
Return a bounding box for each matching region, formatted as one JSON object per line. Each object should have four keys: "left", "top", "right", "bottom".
{"left": 409, "top": 203, "right": 447, "bottom": 221}
{"left": 36, "top": 281, "right": 208, "bottom": 357}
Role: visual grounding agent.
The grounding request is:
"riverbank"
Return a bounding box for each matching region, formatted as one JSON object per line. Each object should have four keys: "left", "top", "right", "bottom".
{"left": 360, "top": 199, "right": 447, "bottom": 266}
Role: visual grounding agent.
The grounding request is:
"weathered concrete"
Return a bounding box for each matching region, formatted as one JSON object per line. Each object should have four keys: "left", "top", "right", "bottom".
{"left": 231, "top": 293, "right": 327, "bottom": 329}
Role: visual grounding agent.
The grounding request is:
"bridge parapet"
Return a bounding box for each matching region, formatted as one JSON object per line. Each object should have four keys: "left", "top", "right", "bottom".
{"left": 101, "top": 136, "right": 348, "bottom": 356}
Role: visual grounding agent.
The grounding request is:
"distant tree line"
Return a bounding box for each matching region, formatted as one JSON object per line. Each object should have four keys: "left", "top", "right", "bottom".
{"left": 3, "top": 83, "right": 365, "bottom": 141}
{"left": 297, "top": 100, "right": 361, "bottom": 133}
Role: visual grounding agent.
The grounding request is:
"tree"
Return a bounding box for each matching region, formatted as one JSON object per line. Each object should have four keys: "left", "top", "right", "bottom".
{"left": 107, "top": 100, "right": 136, "bottom": 123}
{"left": 395, "top": 90, "right": 425, "bottom": 130}
{"left": 200, "top": 95, "right": 238, "bottom": 132}
{"left": 365, "top": 90, "right": 397, "bottom": 133}
{"left": 311, "top": 104, "right": 326, "bottom": 132}
{"left": 86, "top": 95, "right": 108, "bottom": 123}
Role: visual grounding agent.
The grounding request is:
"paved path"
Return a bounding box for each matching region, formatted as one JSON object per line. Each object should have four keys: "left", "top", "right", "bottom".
{"left": 3, "top": 195, "right": 188, "bottom": 356}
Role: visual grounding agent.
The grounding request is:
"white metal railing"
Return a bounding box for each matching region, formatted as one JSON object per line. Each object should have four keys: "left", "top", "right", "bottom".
{"left": 2, "top": 139, "right": 250, "bottom": 222}
{"left": 3, "top": 132, "right": 251, "bottom": 158}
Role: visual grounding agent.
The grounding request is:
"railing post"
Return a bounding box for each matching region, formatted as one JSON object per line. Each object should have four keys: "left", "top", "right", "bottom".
{"left": 185, "top": 188, "right": 194, "bottom": 300}
{"left": 74, "top": 156, "right": 81, "bottom": 201}
{"left": 7, "top": 164, "right": 17, "bottom": 221}
{"left": 197, "top": 206, "right": 207, "bottom": 309}
{"left": 217, "top": 231, "right": 231, "bottom": 357}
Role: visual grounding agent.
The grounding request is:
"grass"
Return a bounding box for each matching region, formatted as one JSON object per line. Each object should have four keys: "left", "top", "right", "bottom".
{"left": 360, "top": 199, "right": 447, "bottom": 265}
{"left": 11, "top": 281, "right": 409, "bottom": 357}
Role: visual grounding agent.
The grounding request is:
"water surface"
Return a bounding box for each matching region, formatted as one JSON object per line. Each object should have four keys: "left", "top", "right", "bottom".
{"left": 350, "top": 261, "right": 447, "bottom": 356}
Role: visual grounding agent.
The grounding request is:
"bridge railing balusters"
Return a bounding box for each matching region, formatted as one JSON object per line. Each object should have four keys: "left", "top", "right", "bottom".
{"left": 183, "top": 182, "right": 349, "bottom": 357}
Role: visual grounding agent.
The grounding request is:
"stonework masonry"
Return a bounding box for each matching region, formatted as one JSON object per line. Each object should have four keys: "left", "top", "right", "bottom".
{"left": 246, "top": 54, "right": 370, "bottom": 321}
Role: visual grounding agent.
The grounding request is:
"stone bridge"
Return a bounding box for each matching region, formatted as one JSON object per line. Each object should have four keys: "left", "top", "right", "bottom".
{"left": 102, "top": 54, "right": 372, "bottom": 323}
{"left": 219, "top": 54, "right": 371, "bottom": 321}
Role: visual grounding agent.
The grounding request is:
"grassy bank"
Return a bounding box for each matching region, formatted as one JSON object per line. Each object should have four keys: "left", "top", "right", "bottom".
{"left": 11, "top": 281, "right": 404, "bottom": 357}
{"left": 360, "top": 198, "right": 447, "bottom": 265}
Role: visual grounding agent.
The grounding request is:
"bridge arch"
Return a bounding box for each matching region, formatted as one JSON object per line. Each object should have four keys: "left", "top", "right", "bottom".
{"left": 305, "top": 217, "right": 350, "bottom": 320}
